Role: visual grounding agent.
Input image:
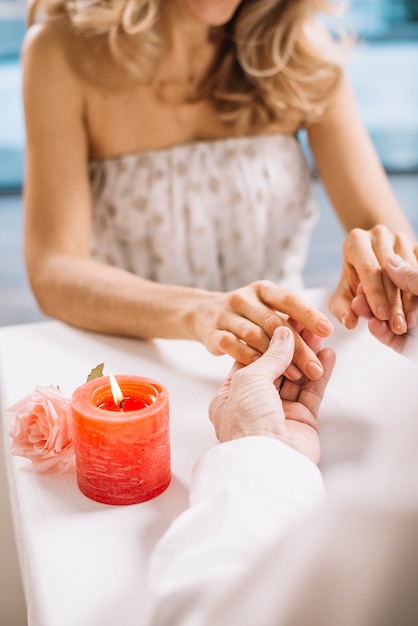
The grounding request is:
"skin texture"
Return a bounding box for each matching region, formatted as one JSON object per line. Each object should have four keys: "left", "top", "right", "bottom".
{"left": 356, "top": 255, "right": 418, "bottom": 353}
{"left": 22, "top": 1, "right": 416, "bottom": 376}
{"left": 209, "top": 326, "right": 336, "bottom": 465}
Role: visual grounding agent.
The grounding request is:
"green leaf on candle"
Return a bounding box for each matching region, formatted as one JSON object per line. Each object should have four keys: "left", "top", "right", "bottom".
{"left": 86, "top": 363, "right": 105, "bottom": 382}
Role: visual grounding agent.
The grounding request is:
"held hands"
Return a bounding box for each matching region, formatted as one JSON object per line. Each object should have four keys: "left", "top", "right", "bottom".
{"left": 329, "top": 226, "right": 418, "bottom": 337}
{"left": 209, "top": 327, "right": 336, "bottom": 465}
{"left": 196, "top": 280, "right": 334, "bottom": 380}
{"left": 364, "top": 255, "right": 418, "bottom": 353}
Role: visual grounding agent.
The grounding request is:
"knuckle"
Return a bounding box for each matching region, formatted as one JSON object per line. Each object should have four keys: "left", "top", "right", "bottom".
{"left": 300, "top": 308, "right": 318, "bottom": 329}
{"left": 227, "top": 289, "right": 246, "bottom": 309}
{"left": 263, "top": 312, "right": 281, "bottom": 336}
{"left": 216, "top": 331, "right": 233, "bottom": 352}
{"left": 358, "top": 259, "right": 380, "bottom": 274}
{"left": 279, "top": 292, "right": 296, "bottom": 311}
{"left": 292, "top": 340, "right": 307, "bottom": 363}
{"left": 257, "top": 279, "right": 274, "bottom": 290}
{"left": 291, "top": 332, "right": 306, "bottom": 357}
{"left": 370, "top": 224, "right": 388, "bottom": 239}
{"left": 239, "top": 324, "right": 259, "bottom": 345}
{"left": 350, "top": 227, "right": 364, "bottom": 238}
{"left": 394, "top": 232, "right": 410, "bottom": 249}
{"left": 346, "top": 227, "right": 363, "bottom": 242}
{"left": 233, "top": 342, "right": 255, "bottom": 366}
{"left": 257, "top": 279, "right": 277, "bottom": 299}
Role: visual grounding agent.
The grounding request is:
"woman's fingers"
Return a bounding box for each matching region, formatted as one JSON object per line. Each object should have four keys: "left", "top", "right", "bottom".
{"left": 335, "top": 227, "right": 418, "bottom": 336}
{"left": 211, "top": 316, "right": 326, "bottom": 380}
{"left": 372, "top": 227, "right": 417, "bottom": 334}
{"left": 351, "top": 283, "right": 374, "bottom": 320}
{"left": 392, "top": 236, "right": 418, "bottom": 331}
{"left": 256, "top": 281, "right": 334, "bottom": 338}
{"left": 207, "top": 282, "right": 334, "bottom": 378}
{"left": 360, "top": 229, "right": 417, "bottom": 334}
{"left": 328, "top": 264, "right": 360, "bottom": 329}
{"left": 280, "top": 347, "right": 336, "bottom": 411}
{"left": 343, "top": 227, "right": 391, "bottom": 322}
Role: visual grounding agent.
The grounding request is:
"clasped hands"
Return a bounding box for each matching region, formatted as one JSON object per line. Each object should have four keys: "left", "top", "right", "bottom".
{"left": 328, "top": 225, "right": 418, "bottom": 353}
{"left": 199, "top": 226, "right": 417, "bottom": 382}
{"left": 209, "top": 326, "right": 336, "bottom": 464}
{"left": 209, "top": 229, "right": 418, "bottom": 463}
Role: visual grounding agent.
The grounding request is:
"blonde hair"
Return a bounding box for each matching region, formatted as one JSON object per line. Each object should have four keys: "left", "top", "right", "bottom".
{"left": 27, "top": 0, "right": 345, "bottom": 130}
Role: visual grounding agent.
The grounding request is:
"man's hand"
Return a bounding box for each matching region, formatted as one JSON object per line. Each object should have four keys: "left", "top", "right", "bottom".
{"left": 209, "top": 327, "right": 336, "bottom": 465}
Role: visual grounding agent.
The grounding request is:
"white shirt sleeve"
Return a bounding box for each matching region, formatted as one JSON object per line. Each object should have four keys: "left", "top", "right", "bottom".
{"left": 146, "top": 410, "right": 418, "bottom": 626}
{"left": 146, "top": 436, "right": 325, "bottom": 626}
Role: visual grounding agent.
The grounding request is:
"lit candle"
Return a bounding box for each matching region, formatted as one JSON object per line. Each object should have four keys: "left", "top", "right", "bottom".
{"left": 70, "top": 375, "right": 171, "bottom": 505}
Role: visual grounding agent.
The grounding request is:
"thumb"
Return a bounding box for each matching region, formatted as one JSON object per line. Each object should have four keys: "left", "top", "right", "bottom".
{"left": 245, "top": 327, "right": 295, "bottom": 381}
{"left": 386, "top": 255, "right": 418, "bottom": 296}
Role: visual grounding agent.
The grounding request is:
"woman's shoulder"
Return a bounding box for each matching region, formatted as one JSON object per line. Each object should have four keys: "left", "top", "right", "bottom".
{"left": 22, "top": 17, "right": 104, "bottom": 84}
{"left": 22, "top": 16, "right": 134, "bottom": 90}
{"left": 22, "top": 17, "right": 72, "bottom": 59}
{"left": 21, "top": 18, "right": 79, "bottom": 81}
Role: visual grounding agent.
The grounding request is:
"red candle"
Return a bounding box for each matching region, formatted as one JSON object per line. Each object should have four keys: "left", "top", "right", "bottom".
{"left": 70, "top": 375, "right": 171, "bottom": 505}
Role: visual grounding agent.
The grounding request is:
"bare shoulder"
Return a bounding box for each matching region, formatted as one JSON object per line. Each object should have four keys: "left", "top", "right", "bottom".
{"left": 23, "top": 16, "right": 133, "bottom": 93}
{"left": 22, "top": 17, "right": 95, "bottom": 89}
{"left": 21, "top": 19, "right": 80, "bottom": 97}
{"left": 22, "top": 18, "right": 71, "bottom": 67}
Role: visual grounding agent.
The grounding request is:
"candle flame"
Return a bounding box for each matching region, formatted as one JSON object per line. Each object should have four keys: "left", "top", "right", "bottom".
{"left": 109, "top": 373, "right": 124, "bottom": 408}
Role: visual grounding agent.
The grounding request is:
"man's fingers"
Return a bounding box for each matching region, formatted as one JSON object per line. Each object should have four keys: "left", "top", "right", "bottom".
{"left": 368, "top": 318, "right": 406, "bottom": 353}
{"left": 239, "top": 327, "right": 295, "bottom": 382}
{"left": 386, "top": 255, "right": 418, "bottom": 295}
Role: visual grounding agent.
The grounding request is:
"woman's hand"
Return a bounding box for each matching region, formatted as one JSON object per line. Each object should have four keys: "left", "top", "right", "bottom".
{"left": 209, "top": 327, "right": 336, "bottom": 465}
{"left": 194, "top": 280, "right": 334, "bottom": 380}
{"left": 328, "top": 225, "right": 418, "bottom": 334}
{"left": 360, "top": 255, "right": 418, "bottom": 354}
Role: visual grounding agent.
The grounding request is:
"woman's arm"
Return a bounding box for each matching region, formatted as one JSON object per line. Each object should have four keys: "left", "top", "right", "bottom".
{"left": 307, "top": 74, "right": 417, "bottom": 334}
{"left": 22, "top": 23, "right": 332, "bottom": 376}
{"left": 307, "top": 74, "right": 413, "bottom": 235}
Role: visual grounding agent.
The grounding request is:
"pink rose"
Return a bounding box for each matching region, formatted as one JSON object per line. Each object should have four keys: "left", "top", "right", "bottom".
{"left": 7, "top": 385, "right": 75, "bottom": 473}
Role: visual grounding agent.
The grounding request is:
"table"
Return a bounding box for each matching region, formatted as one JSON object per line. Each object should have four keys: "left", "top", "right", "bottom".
{"left": 1, "top": 288, "right": 416, "bottom": 626}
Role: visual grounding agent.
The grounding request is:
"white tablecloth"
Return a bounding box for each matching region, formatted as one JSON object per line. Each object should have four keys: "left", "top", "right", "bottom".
{"left": 1, "top": 288, "right": 416, "bottom": 626}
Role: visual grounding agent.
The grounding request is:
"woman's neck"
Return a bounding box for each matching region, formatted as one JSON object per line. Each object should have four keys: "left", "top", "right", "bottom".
{"left": 164, "top": 1, "right": 214, "bottom": 49}
{"left": 153, "top": 4, "right": 221, "bottom": 104}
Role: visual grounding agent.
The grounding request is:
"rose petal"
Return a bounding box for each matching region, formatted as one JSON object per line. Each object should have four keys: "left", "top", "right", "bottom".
{"left": 7, "top": 385, "right": 75, "bottom": 473}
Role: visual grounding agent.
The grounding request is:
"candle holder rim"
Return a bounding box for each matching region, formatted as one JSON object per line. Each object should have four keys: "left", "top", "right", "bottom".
{"left": 70, "top": 374, "right": 168, "bottom": 422}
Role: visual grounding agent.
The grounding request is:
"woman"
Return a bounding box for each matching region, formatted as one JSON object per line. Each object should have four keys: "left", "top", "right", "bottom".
{"left": 22, "top": 0, "right": 416, "bottom": 376}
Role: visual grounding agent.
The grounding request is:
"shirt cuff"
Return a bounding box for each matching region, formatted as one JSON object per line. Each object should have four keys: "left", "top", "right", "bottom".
{"left": 191, "top": 436, "right": 326, "bottom": 519}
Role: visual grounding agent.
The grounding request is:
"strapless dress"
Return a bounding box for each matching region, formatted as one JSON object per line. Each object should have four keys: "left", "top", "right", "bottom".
{"left": 89, "top": 133, "right": 317, "bottom": 291}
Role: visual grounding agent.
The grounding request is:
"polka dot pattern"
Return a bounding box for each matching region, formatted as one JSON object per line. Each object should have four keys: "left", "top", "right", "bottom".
{"left": 89, "top": 134, "right": 317, "bottom": 291}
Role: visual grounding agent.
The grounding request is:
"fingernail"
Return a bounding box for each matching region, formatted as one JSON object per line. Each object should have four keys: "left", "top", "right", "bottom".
{"left": 341, "top": 313, "right": 347, "bottom": 327}
{"left": 387, "top": 254, "right": 404, "bottom": 269}
{"left": 316, "top": 319, "right": 334, "bottom": 335}
{"left": 306, "top": 361, "right": 324, "bottom": 380}
{"left": 407, "top": 310, "right": 417, "bottom": 329}
{"left": 272, "top": 327, "right": 291, "bottom": 343}
{"left": 393, "top": 314, "right": 406, "bottom": 333}
{"left": 377, "top": 303, "right": 390, "bottom": 320}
